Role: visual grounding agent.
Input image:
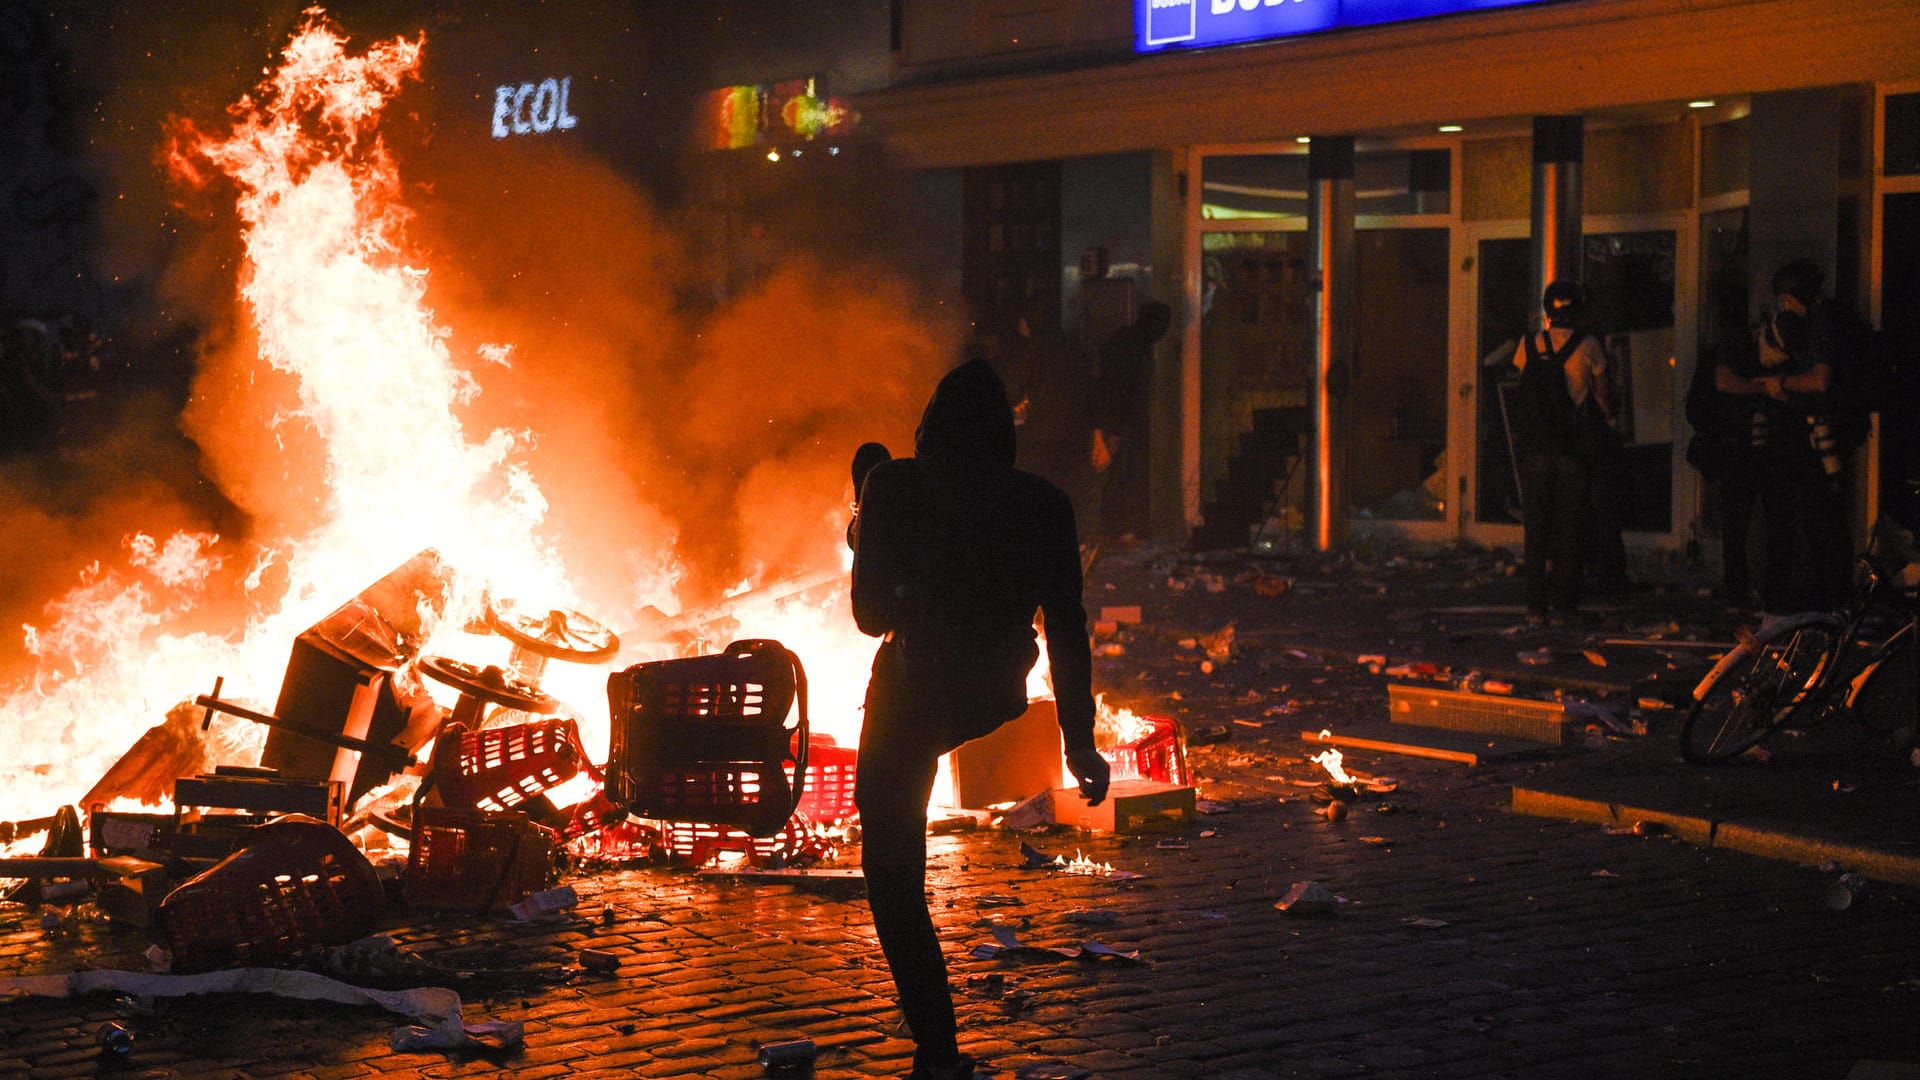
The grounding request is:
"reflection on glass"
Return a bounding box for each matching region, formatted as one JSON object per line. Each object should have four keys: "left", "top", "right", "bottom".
{"left": 1200, "top": 150, "right": 1450, "bottom": 220}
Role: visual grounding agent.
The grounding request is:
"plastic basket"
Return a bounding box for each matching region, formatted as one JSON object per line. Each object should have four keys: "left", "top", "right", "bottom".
{"left": 431, "top": 717, "right": 584, "bottom": 812}
{"left": 660, "top": 812, "right": 835, "bottom": 868}
{"left": 795, "top": 734, "right": 857, "bottom": 824}
{"left": 606, "top": 639, "right": 808, "bottom": 837}
{"left": 156, "top": 814, "right": 384, "bottom": 973}
{"left": 403, "top": 805, "right": 559, "bottom": 912}
{"left": 1100, "top": 717, "right": 1189, "bottom": 786}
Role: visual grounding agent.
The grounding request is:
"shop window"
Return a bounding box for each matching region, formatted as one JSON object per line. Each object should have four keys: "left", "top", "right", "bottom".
{"left": 1886, "top": 92, "right": 1920, "bottom": 177}
{"left": 1201, "top": 154, "right": 1308, "bottom": 220}
{"left": 1700, "top": 117, "right": 1750, "bottom": 198}
{"left": 1202, "top": 149, "right": 1450, "bottom": 221}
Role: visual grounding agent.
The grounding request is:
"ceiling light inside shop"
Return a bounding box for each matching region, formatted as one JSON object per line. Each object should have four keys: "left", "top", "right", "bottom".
{"left": 1688, "top": 100, "right": 1716, "bottom": 109}
{"left": 1295, "top": 136, "right": 1311, "bottom": 144}
{"left": 1438, "top": 124, "right": 1463, "bottom": 132}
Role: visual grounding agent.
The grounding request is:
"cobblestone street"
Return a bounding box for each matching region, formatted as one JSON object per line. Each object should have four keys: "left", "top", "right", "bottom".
{"left": 5, "top": 543, "right": 1919, "bottom": 1079}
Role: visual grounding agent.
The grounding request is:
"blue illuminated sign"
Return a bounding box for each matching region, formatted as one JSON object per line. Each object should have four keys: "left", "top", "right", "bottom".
{"left": 1138, "top": 0, "right": 1555, "bottom": 52}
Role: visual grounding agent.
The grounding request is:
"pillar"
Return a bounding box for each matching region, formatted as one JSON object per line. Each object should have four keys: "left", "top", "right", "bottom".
{"left": 1530, "top": 115, "right": 1584, "bottom": 316}
{"left": 1308, "top": 136, "right": 1356, "bottom": 551}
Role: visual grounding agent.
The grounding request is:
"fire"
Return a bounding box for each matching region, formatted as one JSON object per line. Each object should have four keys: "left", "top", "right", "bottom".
{"left": 1310, "top": 746, "right": 1356, "bottom": 785}
{"left": 0, "top": 9, "right": 928, "bottom": 840}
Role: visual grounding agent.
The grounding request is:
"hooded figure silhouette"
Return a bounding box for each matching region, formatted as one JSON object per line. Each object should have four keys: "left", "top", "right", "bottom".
{"left": 850, "top": 356, "right": 1107, "bottom": 1079}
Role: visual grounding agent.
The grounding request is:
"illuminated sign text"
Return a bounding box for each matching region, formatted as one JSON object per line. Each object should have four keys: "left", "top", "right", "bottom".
{"left": 1137, "top": 0, "right": 1556, "bottom": 52}
{"left": 492, "top": 77, "right": 579, "bottom": 139}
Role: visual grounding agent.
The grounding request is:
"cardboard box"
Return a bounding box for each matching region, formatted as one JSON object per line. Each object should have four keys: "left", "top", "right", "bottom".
{"left": 952, "top": 699, "right": 1064, "bottom": 810}
{"left": 1051, "top": 779, "right": 1195, "bottom": 833}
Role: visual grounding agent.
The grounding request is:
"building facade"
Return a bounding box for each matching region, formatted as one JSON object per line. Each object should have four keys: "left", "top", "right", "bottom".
{"left": 850, "top": 0, "right": 1920, "bottom": 561}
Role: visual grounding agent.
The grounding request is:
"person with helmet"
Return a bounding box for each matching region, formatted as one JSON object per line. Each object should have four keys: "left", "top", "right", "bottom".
{"left": 1509, "top": 280, "right": 1614, "bottom": 625}
{"left": 1711, "top": 259, "right": 1854, "bottom": 616}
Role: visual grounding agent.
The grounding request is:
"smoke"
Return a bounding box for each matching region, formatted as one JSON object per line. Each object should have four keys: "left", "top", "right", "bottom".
{"left": 3, "top": 0, "right": 959, "bottom": 683}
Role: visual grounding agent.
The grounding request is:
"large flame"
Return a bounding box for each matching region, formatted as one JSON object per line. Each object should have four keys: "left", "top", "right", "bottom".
{"left": 2, "top": 11, "right": 902, "bottom": 831}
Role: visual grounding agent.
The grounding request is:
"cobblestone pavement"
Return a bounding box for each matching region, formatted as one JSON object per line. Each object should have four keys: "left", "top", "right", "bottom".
{"left": 4, "top": 542, "right": 1918, "bottom": 1079}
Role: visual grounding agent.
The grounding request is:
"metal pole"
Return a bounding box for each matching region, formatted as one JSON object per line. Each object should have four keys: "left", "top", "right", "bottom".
{"left": 1530, "top": 115, "right": 1584, "bottom": 315}
{"left": 1309, "top": 136, "right": 1356, "bottom": 551}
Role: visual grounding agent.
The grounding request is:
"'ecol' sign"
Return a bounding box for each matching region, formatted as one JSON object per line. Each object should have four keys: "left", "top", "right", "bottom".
{"left": 1137, "top": 0, "right": 1556, "bottom": 52}
{"left": 492, "top": 77, "right": 579, "bottom": 138}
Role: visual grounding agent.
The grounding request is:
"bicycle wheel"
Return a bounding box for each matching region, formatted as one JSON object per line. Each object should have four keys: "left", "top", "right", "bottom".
{"left": 1681, "top": 615, "right": 1845, "bottom": 764}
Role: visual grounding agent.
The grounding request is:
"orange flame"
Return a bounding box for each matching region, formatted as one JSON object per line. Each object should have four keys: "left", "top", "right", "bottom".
{"left": 1, "top": 10, "right": 927, "bottom": 834}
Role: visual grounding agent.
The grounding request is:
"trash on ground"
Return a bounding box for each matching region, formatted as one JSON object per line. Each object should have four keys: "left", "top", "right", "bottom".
{"left": 509, "top": 885, "right": 578, "bottom": 922}
{"left": 1274, "top": 880, "right": 1341, "bottom": 916}
{"left": 1403, "top": 916, "right": 1449, "bottom": 928}
{"left": 970, "top": 924, "right": 1143, "bottom": 964}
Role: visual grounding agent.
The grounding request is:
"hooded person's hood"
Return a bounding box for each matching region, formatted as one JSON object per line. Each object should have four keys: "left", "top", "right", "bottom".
{"left": 914, "top": 357, "right": 1016, "bottom": 469}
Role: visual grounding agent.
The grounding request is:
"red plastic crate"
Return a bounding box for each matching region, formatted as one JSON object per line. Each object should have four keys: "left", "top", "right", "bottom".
{"left": 660, "top": 813, "right": 835, "bottom": 868}
{"left": 605, "top": 640, "right": 808, "bottom": 837}
{"left": 795, "top": 735, "right": 857, "bottom": 823}
{"left": 1099, "top": 717, "right": 1189, "bottom": 786}
{"left": 157, "top": 814, "right": 384, "bottom": 973}
{"left": 432, "top": 717, "right": 584, "bottom": 812}
{"left": 404, "top": 805, "right": 559, "bottom": 912}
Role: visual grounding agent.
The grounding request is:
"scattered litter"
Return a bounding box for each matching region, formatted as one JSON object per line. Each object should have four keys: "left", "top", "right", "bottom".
{"left": 509, "top": 885, "right": 578, "bottom": 923}
{"left": 1633, "top": 820, "right": 1667, "bottom": 837}
{"left": 1194, "top": 800, "right": 1232, "bottom": 814}
{"left": 1187, "top": 724, "right": 1232, "bottom": 746}
{"left": 1000, "top": 790, "right": 1055, "bottom": 830}
{"left": 757, "top": 1038, "right": 817, "bottom": 1070}
{"left": 1100, "top": 606, "right": 1142, "bottom": 625}
{"left": 1274, "top": 880, "right": 1341, "bottom": 916}
{"left": 970, "top": 924, "right": 1143, "bottom": 964}
{"left": 1155, "top": 838, "right": 1189, "bottom": 850}
{"left": 1832, "top": 780, "right": 1856, "bottom": 794}
{"left": 1590, "top": 869, "right": 1619, "bottom": 878}
{"left": 1824, "top": 872, "right": 1869, "bottom": 912}
{"left": 978, "top": 894, "right": 1024, "bottom": 908}
{"left": 1096, "top": 643, "right": 1126, "bottom": 657}
{"left": 1358, "top": 836, "right": 1391, "bottom": 847}
{"left": 1063, "top": 909, "right": 1120, "bottom": 926}
{"left": 1403, "top": 916, "right": 1448, "bottom": 929}
{"left": 1019, "top": 841, "right": 1060, "bottom": 869}
{"left": 97, "top": 1021, "right": 133, "bottom": 1055}
{"left": 1517, "top": 647, "right": 1553, "bottom": 666}
{"left": 1322, "top": 801, "right": 1349, "bottom": 822}
{"left": 1232, "top": 719, "right": 1265, "bottom": 728}
{"left": 579, "top": 949, "right": 620, "bottom": 974}
{"left": 1016, "top": 1063, "right": 1093, "bottom": 1079}
{"left": 1581, "top": 649, "right": 1608, "bottom": 667}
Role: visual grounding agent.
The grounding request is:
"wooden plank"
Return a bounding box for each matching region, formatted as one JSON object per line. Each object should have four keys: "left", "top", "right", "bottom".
{"left": 1299, "top": 729, "right": 1480, "bottom": 766}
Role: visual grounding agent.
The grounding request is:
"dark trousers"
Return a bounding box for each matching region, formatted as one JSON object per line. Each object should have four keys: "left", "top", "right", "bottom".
{"left": 855, "top": 717, "right": 963, "bottom": 1069}
{"left": 1522, "top": 452, "right": 1592, "bottom": 615}
{"left": 1722, "top": 459, "right": 1853, "bottom": 614}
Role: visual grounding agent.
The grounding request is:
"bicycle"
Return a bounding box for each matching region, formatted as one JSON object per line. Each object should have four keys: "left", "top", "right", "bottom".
{"left": 1681, "top": 490, "right": 1920, "bottom": 764}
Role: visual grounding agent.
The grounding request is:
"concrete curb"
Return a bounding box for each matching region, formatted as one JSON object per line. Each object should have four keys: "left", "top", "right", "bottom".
{"left": 1510, "top": 786, "right": 1920, "bottom": 887}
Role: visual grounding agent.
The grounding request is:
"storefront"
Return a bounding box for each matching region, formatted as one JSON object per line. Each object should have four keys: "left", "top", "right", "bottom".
{"left": 857, "top": 0, "right": 1920, "bottom": 559}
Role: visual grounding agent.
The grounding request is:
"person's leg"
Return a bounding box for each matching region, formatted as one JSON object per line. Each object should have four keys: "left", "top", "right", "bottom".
{"left": 854, "top": 721, "right": 959, "bottom": 1071}
{"left": 1758, "top": 469, "right": 1800, "bottom": 613}
{"left": 1520, "top": 455, "right": 1553, "bottom": 618}
{"left": 1548, "top": 456, "right": 1592, "bottom": 617}
{"left": 1716, "top": 464, "right": 1755, "bottom": 605}
{"left": 1800, "top": 470, "right": 1855, "bottom": 611}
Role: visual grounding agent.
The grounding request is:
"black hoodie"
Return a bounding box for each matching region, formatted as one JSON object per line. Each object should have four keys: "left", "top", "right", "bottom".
{"left": 851, "top": 358, "right": 1095, "bottom": 751}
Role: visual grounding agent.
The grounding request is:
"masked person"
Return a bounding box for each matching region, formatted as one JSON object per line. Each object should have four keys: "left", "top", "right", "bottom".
{"left": 1713, "top": 262, "right": 1853, "bottom": 616}
{"left": 1510, "top": 281, "right": 1614, "bottom": 625}
{"left": 850, "top": 357, "right": 1110, "bottom": 1080}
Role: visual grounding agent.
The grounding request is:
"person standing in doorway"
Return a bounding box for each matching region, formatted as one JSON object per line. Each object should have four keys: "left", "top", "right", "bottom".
{"left": 1093, "top": 301, "right": 1171, "bottom": 542}
{"left": 1510, "top": 281, "right": 1614, "bottom": 625}
{"left": 850, "top": 356, "right": 1110, "bottom": 1080}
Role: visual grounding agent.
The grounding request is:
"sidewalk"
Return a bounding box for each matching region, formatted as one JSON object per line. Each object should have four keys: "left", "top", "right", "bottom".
{"left": 1110, "top": 538, "right": 1920, "bottom": 888}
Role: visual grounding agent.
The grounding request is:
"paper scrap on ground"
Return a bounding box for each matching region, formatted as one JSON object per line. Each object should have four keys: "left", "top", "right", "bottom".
{"left": 0, "top": 965, "right": 519, "bottom": 1054}
{"left": 970, "top": 924, "right": 1142, "bottom": 964}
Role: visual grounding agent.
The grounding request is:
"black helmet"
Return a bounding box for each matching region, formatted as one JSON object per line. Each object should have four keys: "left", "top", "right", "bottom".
{"left": 1541, "top": 280, "right": 1587, "bottom": 327}
{"left": 1770, "top": 258, "right": 1825, "bottom": 308}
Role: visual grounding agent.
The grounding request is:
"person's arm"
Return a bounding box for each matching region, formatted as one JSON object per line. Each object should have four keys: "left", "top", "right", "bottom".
{"left": 850, "top": 464, "right": 910, "bottom": 638}
{"left": 1035, "top": 490, "right": 1095, "bottom": 753}
{"left": 1584, "top": 339, "right": 1616, "bottom": 421}
{"left": 1779, "top": 362, "right": 1831, "bottom": 397}
{"left": 1716, "top": 362, "right": 1775, "bottom": 397}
